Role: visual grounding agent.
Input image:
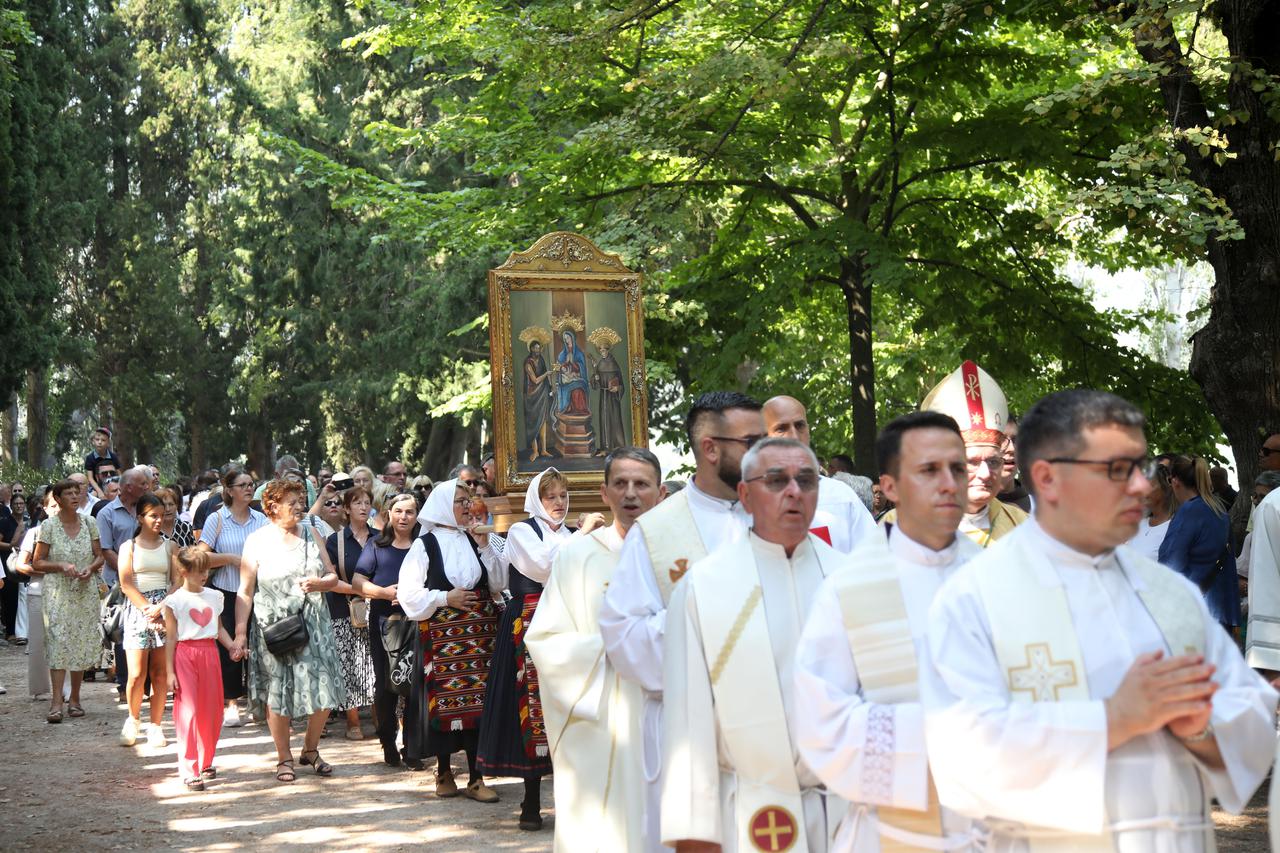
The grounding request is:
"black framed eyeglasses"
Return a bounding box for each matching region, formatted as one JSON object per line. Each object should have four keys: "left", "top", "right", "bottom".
{"left": 1047, "top": 455, "right": 1157, "bottom": 482}
{"left": 743, "top": 470, "right": 821, "bottom": 493}
{"left": 1261, "top": 447, "right": 1280, "bottom": 457}
{"left": 322, "top": 500, "right": 341, "bottom": 508}
{"left": 710, "top": 435, "right": 765, "bottom": 449}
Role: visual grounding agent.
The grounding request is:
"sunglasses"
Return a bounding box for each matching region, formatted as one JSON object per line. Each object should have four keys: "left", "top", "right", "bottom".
{"left": 322, "top": 500, "right": 342, "bottom": 508}
{"left": 744, "top": 470, "right": 821, "bottom": 493}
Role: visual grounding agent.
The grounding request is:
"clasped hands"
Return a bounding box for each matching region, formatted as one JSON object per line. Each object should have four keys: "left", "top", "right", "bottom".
{"left": 1105, "top": 650, "right": 1217, "bottom": 749}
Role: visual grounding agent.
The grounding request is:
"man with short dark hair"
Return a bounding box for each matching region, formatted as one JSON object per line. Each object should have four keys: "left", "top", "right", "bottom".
{"left": 794, "top": 411, "right": 980, "bottom": 852}
{"left": 763, "top": 395, "right": 877, "bottom": 554}
{"left": 828, "top": 453, "right": 854, "bottom": 475}
{"left": 1210, "top": 466, "right": 1238, "bottom": 510}
{"left": 923, "top": 390, "right": 1276, "bottom": 850}
{"left": 1259, "top": 433, "right": 1280, "bottom": 473}
{"left": 663, "top": 437, "right": 845, "bottom": 851}
{"left": 600, "top": 390, "right": 764, "bottom": 846}
{"left": 527, "top": 447, "right": 666, "bottom": 850}
{"left": 382, "top": 460, "right": 407, "bottom": 488}
{"left": 481, "top": 454, "right": 496, "bottom": 491}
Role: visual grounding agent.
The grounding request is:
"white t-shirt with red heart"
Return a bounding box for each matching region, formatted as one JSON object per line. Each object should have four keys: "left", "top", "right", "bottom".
{"left": 164, "top": 587, "right": 224, "bottom": 641}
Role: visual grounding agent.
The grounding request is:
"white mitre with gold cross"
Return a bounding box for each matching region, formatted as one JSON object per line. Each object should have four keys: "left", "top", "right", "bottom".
{"left": 921, "top": 359, "right": 1009, "bottom": 445}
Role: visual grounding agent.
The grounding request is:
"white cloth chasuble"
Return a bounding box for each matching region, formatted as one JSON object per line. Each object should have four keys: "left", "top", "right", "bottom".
{"left": 793, "top": 526, "right": 982, "bottom": 853}
{"left": 526, "top": 524, "right": 650, "bottom": 852}
{"left": 813, "top": 475, "right": 880, "bottom": 554}
{"left": 599, "top": 477, "right": 751, "bottom": 847}
{"left": 662, "top": 532, "right": 843, "bottom": 852}
{"left": 922, "top": 520, "right": 1278, "bottom": 853}
{"left": 1246, "top": 487, "right": 1280, "bottom": 670}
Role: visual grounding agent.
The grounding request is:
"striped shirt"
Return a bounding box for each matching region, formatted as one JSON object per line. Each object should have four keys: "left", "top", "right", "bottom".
{"left": 200, "top": 506, "right": 269, "bottom": 592}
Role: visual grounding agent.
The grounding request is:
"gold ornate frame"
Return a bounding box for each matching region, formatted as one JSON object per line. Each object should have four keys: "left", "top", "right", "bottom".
{"left": 488, "top": 232, "right": 648, "bottom": 495}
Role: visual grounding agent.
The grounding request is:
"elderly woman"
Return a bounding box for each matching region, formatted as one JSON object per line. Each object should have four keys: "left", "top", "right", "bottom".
{"left": 399, "top": 479, "right": 506, "bottom": 801}
{"left": 197, "top": 467, "right": 268, "bottom": 727}
{"left": 32, "top": 479, "right": 105, "bottom": 722}
{"left": 157, "top": 486, "right": 197, "bottom": 547}
{"left": 232, "top": 479, "right": 346, "bottom": 782}
{"left": 477, "top": 468, "right": 604, "bottom": 830}
{"left": 324, "top": 486, "right": 377, "bottom": 740}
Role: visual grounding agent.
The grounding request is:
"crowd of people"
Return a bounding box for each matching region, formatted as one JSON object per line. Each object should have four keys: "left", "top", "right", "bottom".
{"left": 2, "top": 360, "right": 1280, "bottom": 851}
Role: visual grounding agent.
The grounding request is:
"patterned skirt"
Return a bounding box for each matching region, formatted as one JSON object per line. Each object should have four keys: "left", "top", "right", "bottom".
{"left": 122, "top": 589, "right": 168, "bottom": 650}
{"left": 332, "top": 617, "right": 376, "bottom": 710}
{"left": 476, "top": 594, "right": 552, "bottom": 779}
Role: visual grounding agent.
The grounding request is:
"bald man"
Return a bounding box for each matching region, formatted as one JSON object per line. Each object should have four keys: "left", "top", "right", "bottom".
{"left": 764, "top": 395, "right": 878, "bottom": 554}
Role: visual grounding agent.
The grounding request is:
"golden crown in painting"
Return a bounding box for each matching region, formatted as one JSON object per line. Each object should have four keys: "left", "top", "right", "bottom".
{"left": 518, "top": 325, "right": 552, "bottom": 347}
{"left": 550, "top": 311, "right": 585, "bottom": 333}
{"left": 587, "top": 326, "right": 621, "bottom": 351}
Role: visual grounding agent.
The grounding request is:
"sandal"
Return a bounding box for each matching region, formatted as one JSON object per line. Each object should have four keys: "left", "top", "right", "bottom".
{"left": 185, "top": 778, "right": 205, "bottom": 792}
{"left": 299, "top": 749, "right": 333, "bottom": 776}
{"left": 46, "top": 708, "right": 64, "bottom": 724}
{"left": 200, "top": 767, "right": 217, "bottom": 780}
{"left": 68, "top": 705, "right": 85, "bottom": 718}
{"left": 275, "top": 760, "right": 296, "bottom": 783}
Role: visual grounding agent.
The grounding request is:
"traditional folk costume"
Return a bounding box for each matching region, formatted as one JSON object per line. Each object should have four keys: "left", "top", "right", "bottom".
{"left": 923, "top": 360, "right": 1026, "bottom": 547}
{"left": 398, "top": 479, "right": 506, "bottom": 777}
{"left": 922, "top": 520, "right": 1278, "bottom": 852}
{"left": 478, "top": 470, "right": 581, "bottom": 818}
{"left": 793, "top": 525, "right": 982, "bottom": 853}
{"left": 662, "top": 531, "right": 847, "bottom": 852}
{"left": 526, "top": 523, "right": 646, "bottom": 852}
{"left": 813, "top": 475, "right": 880, "bottom": 554}
{"left": 599, "top": 477, "right": 751, "bottom": 846}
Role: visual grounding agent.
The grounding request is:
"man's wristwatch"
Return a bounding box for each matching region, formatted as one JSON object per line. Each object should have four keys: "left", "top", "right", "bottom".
{"left": 1178, "top": 722, "right": 1215, "bottom": 743}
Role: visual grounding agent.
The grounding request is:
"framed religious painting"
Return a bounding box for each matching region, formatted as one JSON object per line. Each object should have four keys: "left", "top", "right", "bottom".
{"left": 488, "top": 232, "right": 648, "bottom": 496}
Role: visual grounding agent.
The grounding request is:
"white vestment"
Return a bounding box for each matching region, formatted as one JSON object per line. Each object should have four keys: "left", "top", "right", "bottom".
{"left": 1245, "top": 488, "right": 1280, "bottom": 670}
{"left": 599, "top": 476, "right": 750, "bottom": 844}
{"left": 662, "top": 532, "right": 844, "bottom": 852}
{"left": 923, "top": 520, "right": 1278, "bottom": 853}
{"left": 526, "top": 525, "right": 649, "bottom": 852}
{"left": 794, "top": 526, "right": 982, "bottom": 853}
{"left": 813, "top": 475, "right": 880, "bottom": 554}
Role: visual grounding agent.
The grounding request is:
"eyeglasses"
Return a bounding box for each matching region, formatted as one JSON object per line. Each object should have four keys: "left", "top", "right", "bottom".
{"left": 743, "top": 470, "right": 821, "bottom": 493}
{"left": 710, "top": 435, "right": 765, "bottom": 449}
{"left": 1047, "top": 455, "right": 1157, "bottom": 482}
{"left": 460, "top": 479, "right": 478, "bottom": 488}
{"left": 966, "top": 456, "right": 1005, "bottom": 473}
{"left": 1262, "top": 447, "right": 1280, "bottom": 457}
{"left": 322, "top": 500, "right": 341, "bottom": 508}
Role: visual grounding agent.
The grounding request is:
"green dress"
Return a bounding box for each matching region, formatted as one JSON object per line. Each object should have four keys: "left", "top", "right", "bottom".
{"left": 243, "top": 525, "right": 346, "bottom": 717}
{"left": 38, "top": 517, "right": 102, "bottom": 671}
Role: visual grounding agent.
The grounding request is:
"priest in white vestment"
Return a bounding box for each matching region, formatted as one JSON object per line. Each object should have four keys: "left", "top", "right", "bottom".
{"left": 600, "top": 392, "right": 763, "bottom": 843}
{"left": 762, "top": 395, "right": 878, "bottom": 553}
{"left": 526, "top": 448, "right": 666, "bottom": 852}
{"left": 663, "top": 437, "right": 847, "bottom": 852}
{"left": 921, "top": 389, "right": 1278, "bottom": 853}
{"left": 793, "top": 411, "right": 981, "bottom": 853}
{"left": 1246, "top": 485, "right": 1280, "bottom": 671}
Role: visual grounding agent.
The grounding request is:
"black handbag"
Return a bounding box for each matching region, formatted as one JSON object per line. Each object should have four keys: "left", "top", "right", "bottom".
{"left": 262, "top": 530, "right": 314, "bottom": 657}
{"left": 381, "top": 612, "right": 416, "bottom": 696}
{"left": 99, "top": 583, "right": 126, "bottom": 648}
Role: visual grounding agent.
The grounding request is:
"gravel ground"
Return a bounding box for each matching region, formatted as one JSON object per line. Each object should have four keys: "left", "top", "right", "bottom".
{"left": 1, "top": 639, "right": 1271, "bottom": 851}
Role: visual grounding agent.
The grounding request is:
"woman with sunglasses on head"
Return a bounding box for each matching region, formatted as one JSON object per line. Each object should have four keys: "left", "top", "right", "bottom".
{"left": 324, "top": 485, "right": 376, "bottom": 740}
{"left": 197, "top": 467, "right": 269, "bottom": 728}
{"left": 1159, "top": 455, "right": 1238, "bottom": 631}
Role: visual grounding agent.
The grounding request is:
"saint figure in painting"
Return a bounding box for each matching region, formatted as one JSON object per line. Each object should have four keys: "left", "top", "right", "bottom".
{"left": 590, "top": 338, "right": 627, "bottom": 455}
{"left": 523, "top": 340, "right": 553, "bottom": 461}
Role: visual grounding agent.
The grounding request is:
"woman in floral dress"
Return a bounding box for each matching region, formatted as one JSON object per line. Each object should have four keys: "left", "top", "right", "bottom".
{"left": 32, "top": 479, "right": 104, "bottom": 723}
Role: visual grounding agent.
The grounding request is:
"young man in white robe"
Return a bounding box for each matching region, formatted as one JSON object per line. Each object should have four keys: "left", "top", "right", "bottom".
{"left": 600, "top": 391, "right": 763, "bottom": 844}
{"left": 922, "top": 389, "right": 1278, "bottom": 852}
{"left": 662, "top": 437, "right": 847, "bottom": 853}
{"left": 792, "top": 411, "right": 982, "bottom": 852}
{"left": 762, "top": 395, "right": 879, "bottom": 553}
{"left": 526, "top": 447, "right": 666, "bottom": 852}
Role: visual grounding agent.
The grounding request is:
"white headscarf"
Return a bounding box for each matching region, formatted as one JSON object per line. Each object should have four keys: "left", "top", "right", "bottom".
{"left": 419, "top": 478, "right": 482, "bottom": 589}
{"left": 524, "top": 467, "right": 569, "bottom": 530}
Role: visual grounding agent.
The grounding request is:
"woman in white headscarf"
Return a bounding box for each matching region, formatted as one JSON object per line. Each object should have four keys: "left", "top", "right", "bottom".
{"left": 398, "top": 478, "right": 505, "bottom": 802}
{"left": 476, "top": 468, "right": 605, "bottom": 831}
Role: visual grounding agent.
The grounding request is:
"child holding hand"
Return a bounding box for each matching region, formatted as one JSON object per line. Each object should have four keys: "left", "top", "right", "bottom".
{"left": 164, "top": 547, "right": 239, "bottom": 791}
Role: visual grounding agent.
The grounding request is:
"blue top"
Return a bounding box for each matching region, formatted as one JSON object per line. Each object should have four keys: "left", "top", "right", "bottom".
{"left": 354, "top": 540, "right": 409, "bottom": 589}
{"left": 1158, "top": 495, "right": 1238, "bottom": 627}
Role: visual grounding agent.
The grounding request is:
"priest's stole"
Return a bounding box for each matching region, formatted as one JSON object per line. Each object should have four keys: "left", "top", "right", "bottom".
{"left": 424, "top": 600, "right": 499, "bottom": 732}
{"left": 512, "top": 593, "right": 550, "bottom": 758}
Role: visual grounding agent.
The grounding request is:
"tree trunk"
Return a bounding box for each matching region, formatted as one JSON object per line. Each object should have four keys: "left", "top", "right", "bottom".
{"left": 0, "top": 393, "right": 17, "bottom": 463}
{"left": 24, "top": 366, "right": 49, "bottom": 469}
{"left": 840, "top": 260, "right": 877, "bottom": 475}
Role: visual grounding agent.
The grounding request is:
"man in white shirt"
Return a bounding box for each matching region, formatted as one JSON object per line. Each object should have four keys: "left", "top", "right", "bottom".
{"left": 527, "top": 447, "right": 666, "bottom": 852}
{"left": 600, "top": 390, "right": 763, "bottom": 846}
{"left": 762, "top": 395, "right": 878, "bottom": 553}
{"left": 793, "top": 411, "right": 981, "bottom": 852}
{"left": 923, "top": 389, "right": 1277, "bottom": 852}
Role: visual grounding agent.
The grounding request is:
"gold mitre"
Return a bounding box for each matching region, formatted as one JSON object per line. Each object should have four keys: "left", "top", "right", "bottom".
{"left": 921, "top": 359, "right": 1008, "bottom": 445}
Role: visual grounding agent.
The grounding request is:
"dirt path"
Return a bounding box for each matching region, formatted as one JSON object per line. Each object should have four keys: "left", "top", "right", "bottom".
{"left": 2, "top": 641, "right": 1272, "bottom": 851}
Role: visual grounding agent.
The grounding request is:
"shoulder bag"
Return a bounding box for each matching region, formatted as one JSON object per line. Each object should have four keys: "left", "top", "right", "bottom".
{"left": 262, "top": 529, "right": 314, "bottom": 657}
{"left": 338, "top": 531, "right": 369, "bottom": 629}
{"left": 376, "top": 544, "right": 416, "bottom": 695}
{"left": 100, "top": 582, "right": 126, "bottom": 648}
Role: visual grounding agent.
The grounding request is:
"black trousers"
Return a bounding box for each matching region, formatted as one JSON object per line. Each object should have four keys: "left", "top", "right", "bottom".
{"left": 213, "top": 586, "right": 246, "bottom": 701}
{"left": 0, "top": 569, "right": 19, "bottom": 636}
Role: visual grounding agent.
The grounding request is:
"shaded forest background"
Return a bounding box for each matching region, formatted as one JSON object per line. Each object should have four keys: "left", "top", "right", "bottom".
{"left": 0, "top": 0, "right": 1276, "bottom": 498}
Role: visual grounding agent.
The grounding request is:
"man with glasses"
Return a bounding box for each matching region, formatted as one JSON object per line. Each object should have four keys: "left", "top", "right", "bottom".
{"left": 382, "top": 460, "right": 407, "bottom": 489}
{"left": 97, "top": 466, "right": 154, "bottom": 697}
{"left": 762, "top": 395, "right": 878, "bottom": 554}
{"left": 922, "top": 389, "right": 1277, "bottom": 851}
{"left": 662, "top": 437, "right": 845, "bottom": 851}
{"left": 921, "top": 360, "right": 1027, "bottom": 547}
{"left": 601, "top": 390, "right": 763, "bottom": 847}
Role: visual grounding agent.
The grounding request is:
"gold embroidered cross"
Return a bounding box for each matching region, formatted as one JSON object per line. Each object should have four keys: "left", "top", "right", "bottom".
{"left": 1008, "top": 643, "right": 1077, "bottom": 701}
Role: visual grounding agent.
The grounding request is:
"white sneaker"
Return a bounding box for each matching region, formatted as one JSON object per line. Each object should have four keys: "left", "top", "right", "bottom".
{"left": 146, "top": 723, "right": 167, "bottom": 748}
{"left": 223, "top": 706, "right": 243, "bottom": 728}
{"left": 0, "top": 682, "right": 7, "bottom": 695}
{"left": 119, "top": 716, "right": 141, "bottom": 747}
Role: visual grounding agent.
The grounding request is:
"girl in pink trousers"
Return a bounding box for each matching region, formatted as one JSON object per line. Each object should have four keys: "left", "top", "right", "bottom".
{"left": 164, "top": 548, "right": 237, "bottom": 791}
